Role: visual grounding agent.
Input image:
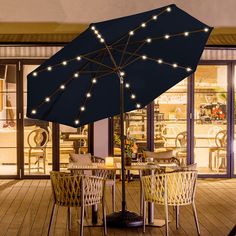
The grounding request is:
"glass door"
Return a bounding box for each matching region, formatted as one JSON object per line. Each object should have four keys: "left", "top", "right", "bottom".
{"left": 59, "top": 124, "right": 89, "bottom": 171}
{"left": 23, "top": 64, "right": 53, "bottom": 176}
{"left": 194, "top": 64, "right": 228, "bottom": 175}
{"left": 113, "top": 107, "right": 147, "bottom": 160}
{"left": 234, "top": 64, "right": 236, "bottom": 176}
{"left": 0, "top": 63, "right": 18, "bottom": 176}
{"left": 154, "top": 79, "right": 188, "bottom": 165}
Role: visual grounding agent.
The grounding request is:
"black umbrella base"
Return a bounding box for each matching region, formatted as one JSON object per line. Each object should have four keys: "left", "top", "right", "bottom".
{"left": 106, "top": 210, "right": 143, "bottom": 228}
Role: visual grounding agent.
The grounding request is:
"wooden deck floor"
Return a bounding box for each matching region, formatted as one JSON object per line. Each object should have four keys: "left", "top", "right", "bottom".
{"left": 0, "top": 178, "right": 235, "bottom": 236}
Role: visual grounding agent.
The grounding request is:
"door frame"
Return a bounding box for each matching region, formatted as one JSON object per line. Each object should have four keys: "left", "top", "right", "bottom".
{"left": 192, "top": 61, "right": 232, "bottom": 178}
{"left": 0, "top": 59, "right": 20, "bottom": 178}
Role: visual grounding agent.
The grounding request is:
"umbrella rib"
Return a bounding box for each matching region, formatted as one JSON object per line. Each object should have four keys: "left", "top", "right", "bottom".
{"left": 118, "top": 35, "right": 131, "bottom": 67}
{"left": 81, "top": 55, "right": 115, "bottom": 71}
{"left": 112, "top": 28, "right": 208, "bottom": 49}
{"left": 120, "top": 41, "right": 146, "bottom": 67}
{"left": 111, "top": 7, "right": 168, "bottom": 47}
{"left": 113, "top": 47, "right": 191, "bottom": 71}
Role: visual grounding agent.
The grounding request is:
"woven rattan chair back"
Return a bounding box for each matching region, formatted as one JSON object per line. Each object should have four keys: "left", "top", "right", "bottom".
{"left": 50, "top": 171, "right": 82, "bottom": 207}
{"left": 82, "top": 175, "right": 105, "bottom": 206}
{"left": 49, "top": 172, "right": 107, "bottom": 236}
{"left": 141, "top": 171, "right": 197, "bottom": 206}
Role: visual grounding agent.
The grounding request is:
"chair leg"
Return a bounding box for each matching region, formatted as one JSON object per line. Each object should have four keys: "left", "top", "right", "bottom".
{"left": 192, "top": 201, "right": 200, "bottom": 235}
{"left": 164, "top": 202, "right": 169, "bottom": 236}
{"left": 102, "top": 198, "right": 107, "bottom": 236}
{"left": 48, "top": 203, "right": 56, "bottom": 236}
{"left": 28, "top": 152, "right": 31, "bottom": 174}
{"left": 43, "top": 152, "right": 46, "bottom": 174}
{"left": 175, "top": 205, "right": 179, "bottom": 229}
{"left": 80, "top": 204, "right": 85, "bottom": 236}
{"left": 143, "top": 201, "right": 146, "bottom": 233}
{"left": 67, "top": 207, "right": 72, "bottom": 231}
{"left": 112, "top": 184, "right": 115, "bottom": 212}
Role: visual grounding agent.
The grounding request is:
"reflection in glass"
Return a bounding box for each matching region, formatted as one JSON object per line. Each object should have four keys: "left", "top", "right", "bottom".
{"left": 154, "top": 79, "right": 188, "bottom": 165}
{"left": 113, "top": 108, "right": 147, "bottom": 160}
{"left": 194, "top": 65, "right": 227, "bottom": 174}
{"left": 234, "top": 66, "right": 236, "bottom": 175}
{"left": 60, "top": 124, "right": 88, "bottom": 171}
{"left": 23, "top": 65, "right": 53, "bottom": 175}
{"left": 0, "top": 64, "right": 17, "bottom": 175}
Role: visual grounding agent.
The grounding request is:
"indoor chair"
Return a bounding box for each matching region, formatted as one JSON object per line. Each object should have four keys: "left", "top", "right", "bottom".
{"left": 25, "top": 127, "right": 49, "bottom": 174}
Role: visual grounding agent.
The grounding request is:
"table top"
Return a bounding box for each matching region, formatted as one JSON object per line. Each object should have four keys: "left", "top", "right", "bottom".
{"left": 68, "top": 162, "right": 120, "bottom": 170}
{"left": 68, "top": 161, "right": 179, "bottom": 172}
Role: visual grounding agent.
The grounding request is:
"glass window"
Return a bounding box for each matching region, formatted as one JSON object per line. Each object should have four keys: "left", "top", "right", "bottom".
{"left": 23, "top": 65, "right": 53, "bottom": 175}
{"left": 154, "top": 79, "right": 188, "bottom": 165}
{"left": 0, "top": 64, "right": 17, "bottom": 175}
{"left": 234, "top": 65, "right": 236, "bottom": 175}
{"left": 59, "top": 124, "right": 88, "bottom": 171}
{"left": 113, "top": 107, "right": 147, "bottom": 160}
{"left": 194, "top": 65, "right": 227, "bottom": 174}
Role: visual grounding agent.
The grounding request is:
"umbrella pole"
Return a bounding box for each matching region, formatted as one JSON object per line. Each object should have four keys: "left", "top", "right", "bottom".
{"left": 106, "top": 75, "right": 143, "bottom": 228}
{"left": 119, "top": 76, "right": 126, "bottom": 213}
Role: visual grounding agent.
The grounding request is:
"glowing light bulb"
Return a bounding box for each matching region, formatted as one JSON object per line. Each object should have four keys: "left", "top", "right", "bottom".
{"left": 86, "top": 92, "right": 91, "bottom": 98}
{"left": 204, "top": 27, "right": 209, "bottom": 32}
{"left": 157, "top": 59, "right": 163, "bottom": 64}
{"left": 184, "top": 32, "right": 189, "bottom": 36}
{"left": 94, "top": 30, "right": 98, "bottom": 34}
{"left": 77, "top": 56, "right": 81, "bottom": 61}
{"left": 97, "top": 34, "right": 101, "bottom": 39}
{"left": 33, "top": 72, "right": 37, "bottom": 77}
{"left": 141, "top": 23, "right": 146, "bottom": 28}
{"left": 129, "top": 31, "right": 134, "bottom": 36}
{"left": 45, "top": 97, "right": 50, "bottom": 102}
{"left": 47, "top": 66, "right": 52, "bottom": 71}
{"left": 62, "top": 61, "right": 67, "bottom": 66}
{"left": 146, "top": 38, "right": 152, "bottom": 43}
{"left": 74, "top": 73, "right": 79, "bottom": 78}
{"left": 100, "top": 38, "right": 105, "bottom": 43}
{"left": 131, "top": 94, "right": 136, "bottom": 99}
{"left": 60, "top": 84, "right": 65, "bottom": 90}
{"left": 142, "top": 55, "right": 147, "bottom": 60}
{"left": 167, "top": 7, "right": 171, "bottom": 12}
{"left": 164, "top": 34, "right": 170, "bottom": 39}
{"left": 136, "top": 103, "right": 141, "bottom": 108}
{"left": 74, "top": 119, "right": 80, "bottom": 125}
{"left": 152, "top": 15, "right": 158, "bottom": 20}
{"left": 91, "top": 26, "right": 96, "bottom": 31}
{"left": 125, "top": 83, "right": 130, "bottom": 88}
{"left": 31, "top": 109, "right": 36, "bottom": 114}
{"left": 81, "top": 106, "right": 85, "bottom": 111}
{"left": 186, "top": 67, "right": 192, "bottom": 72}
{"left": 173, "top": 63, "right": 178, "bottom": 68}
{"left": 92, "top": 78, "right": 97, "bottom": 83}
{"left": 120, "top": 71, "right": 125, "bottom": 77}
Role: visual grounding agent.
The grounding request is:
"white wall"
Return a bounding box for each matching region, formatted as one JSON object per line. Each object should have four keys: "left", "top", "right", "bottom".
{"left": 0, "top": 0, "right": 235, "bottom": 27}
{"left": 93, "top": 119, "right": 109, "bottom": 157}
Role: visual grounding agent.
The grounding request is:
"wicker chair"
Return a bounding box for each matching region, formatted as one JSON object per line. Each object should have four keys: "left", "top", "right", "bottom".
{"left": 48, "top": 171, "right": 107, "bottom": 236}
{"left": 141, "top": 171, "right": 200, "bottom": 236}
{"left": 69, "top": 153, "right": 116, "bottom": 212}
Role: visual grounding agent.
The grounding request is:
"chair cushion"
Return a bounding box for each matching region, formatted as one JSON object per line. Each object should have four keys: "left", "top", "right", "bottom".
{"left": 69, "top": 153, "right": 92, "bottom": 163}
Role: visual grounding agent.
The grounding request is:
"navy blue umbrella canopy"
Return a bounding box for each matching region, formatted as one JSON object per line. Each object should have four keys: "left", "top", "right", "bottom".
{"left": 27, "top": 4, "right": 212, "bottom": 127}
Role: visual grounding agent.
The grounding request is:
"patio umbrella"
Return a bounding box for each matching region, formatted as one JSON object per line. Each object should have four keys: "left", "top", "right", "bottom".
{"left": 27, "top": 4, "right": 212, "bottom": 227}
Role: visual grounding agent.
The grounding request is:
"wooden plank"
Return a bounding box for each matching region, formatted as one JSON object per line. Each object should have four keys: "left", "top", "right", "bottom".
{"left": 0, "top": 178, "right": 235, "bottom": 235}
